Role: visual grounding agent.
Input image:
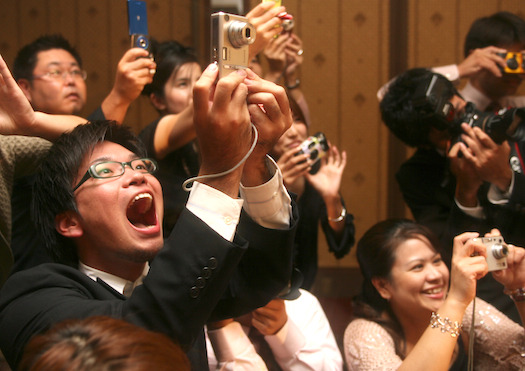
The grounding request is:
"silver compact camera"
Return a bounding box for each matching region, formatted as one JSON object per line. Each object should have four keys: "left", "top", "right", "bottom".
{"left": 473, "top": 236, "right": 508, "bottom": 272}
{"left": 211, "top": 12, "right": 256, "bottom": 78}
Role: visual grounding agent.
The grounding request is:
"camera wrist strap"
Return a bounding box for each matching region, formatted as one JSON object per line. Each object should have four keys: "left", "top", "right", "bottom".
{"left": 182, "top": 123, "right": 258, "bottom": 191}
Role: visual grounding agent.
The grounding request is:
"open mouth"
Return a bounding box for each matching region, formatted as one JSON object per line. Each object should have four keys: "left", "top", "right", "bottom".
{"left": 126, "top": 193, "right": 157, "bottom": 228}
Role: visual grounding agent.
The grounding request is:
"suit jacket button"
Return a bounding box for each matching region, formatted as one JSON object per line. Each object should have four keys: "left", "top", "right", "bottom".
{"left": 196, "top": 277, "right": 206, "bottom": 288}
{"left": 190, "top": 286, "right": 199, "bottom": 298}
{"left": 202, "top": 267, "right": 211, "bottom": 278}
{"left": 208, "top": 257, "right": 218, "bottom": 269}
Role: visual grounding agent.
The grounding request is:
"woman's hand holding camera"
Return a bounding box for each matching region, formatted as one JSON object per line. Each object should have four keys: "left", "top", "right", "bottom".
{"left": 447, "top": 232, "right": 488, "bottom": 309}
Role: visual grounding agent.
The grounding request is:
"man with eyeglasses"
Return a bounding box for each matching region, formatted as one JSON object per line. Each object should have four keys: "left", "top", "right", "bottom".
{"left": 0, "top": 64, "right": 297, "bottom": 370}
{"left": 14, "top": 34, "right": 155, "bottom": 120}
{"left": 9, "top": 34, "right": 156, "bottom": 276}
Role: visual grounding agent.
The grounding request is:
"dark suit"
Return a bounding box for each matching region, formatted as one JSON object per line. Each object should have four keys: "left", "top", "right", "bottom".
{"left": 396, "top": 144, "right": 525, "bottom": 323}
{"left": 0, "top": 207, "right": 297, "bottom": 369}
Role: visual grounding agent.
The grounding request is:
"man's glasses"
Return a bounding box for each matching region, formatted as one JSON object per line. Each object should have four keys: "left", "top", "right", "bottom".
{"left": 33, "top": 69, "right": 88, "bottom": 82}
{"left": 73, "top": 158, "right": 158, "bottom": 191}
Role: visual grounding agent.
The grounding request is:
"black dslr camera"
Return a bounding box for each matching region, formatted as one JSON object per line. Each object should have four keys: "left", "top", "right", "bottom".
{"left": 413, "top": 73, "right": 525, "bottom": 144}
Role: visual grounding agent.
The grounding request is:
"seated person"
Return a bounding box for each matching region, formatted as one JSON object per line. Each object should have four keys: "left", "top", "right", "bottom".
{"left": 19, "top": 316, "right": 190, "bottom": 371}
{"left": 380, "top": 68, "right": 525, "bottom": 323}
{"left": 0, "top": 65, "right": 296, "bottom": 370}
{"left": 270, "top": 93, "right": 355, "bottom": 289}
{"left": 206, "top": 288, "right": 343, "bottom": 371}
{"left": 10, "top": 34, "right": 156, "bottom": 274}
{"left": 0, "top": 53, "right": 86, "bottom": 285}
{"left": 344, "top": 219, "right": 525, "bottom": 370}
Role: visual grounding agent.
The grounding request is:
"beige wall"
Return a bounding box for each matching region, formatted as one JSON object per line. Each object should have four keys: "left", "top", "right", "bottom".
{"left": 2, "top": 0, "right": 525, "bottom": 271}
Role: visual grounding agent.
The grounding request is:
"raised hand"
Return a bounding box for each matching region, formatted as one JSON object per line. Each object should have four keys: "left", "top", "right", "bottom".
{"left": 192, "top": 64, "right": 252, "bottom": 197}
{"left": 458, "top": 46, "right": 507, "bottom": 78}
{"left": 306, "top": 144, "right": 347, "bottom": 199}
{"left": 246, "top": 1, "right": 286, "bottom": 60}
{"left": 243, "top": 68, "right": 293, "bottom": 185}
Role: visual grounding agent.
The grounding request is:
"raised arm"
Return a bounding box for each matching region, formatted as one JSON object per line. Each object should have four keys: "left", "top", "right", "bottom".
{"left": 100, "top": 48, "right": 156, "bottom": 123}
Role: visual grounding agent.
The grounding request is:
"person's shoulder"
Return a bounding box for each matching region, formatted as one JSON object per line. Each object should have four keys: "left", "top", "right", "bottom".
{"left": 344, "top": 318, "right": 394, "bottom": 345}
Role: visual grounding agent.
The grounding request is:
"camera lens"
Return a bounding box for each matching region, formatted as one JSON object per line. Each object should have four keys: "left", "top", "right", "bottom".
{"left": 507, "top": 57, "right": 519, "bottom": 70}
{"left": 492, "top": 244, "right": 509, "bottom": 259}
{"left": 228, "top": 21, "right": 255, "bottom": 48}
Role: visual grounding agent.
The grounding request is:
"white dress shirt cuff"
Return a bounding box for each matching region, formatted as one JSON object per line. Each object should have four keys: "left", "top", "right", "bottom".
{"left": 488, "top": 171, "right": 514, "bottom": 205}
{"left": 431, "top": 64, "right": 460, "bottom": 83}
{"left": 455, "top": 197, "right": 485, "bottom": 219}
{"left": 207, "top": 322, "right": 267, "bottom": 369}
{"left": 240, "top": 156, "right": 291, "bottom": 229}
{"left": 186, "top": 181, "right": 243, "bottom": 242}
{"left": 265, "top": 319, "right": 305, "bottom": 360}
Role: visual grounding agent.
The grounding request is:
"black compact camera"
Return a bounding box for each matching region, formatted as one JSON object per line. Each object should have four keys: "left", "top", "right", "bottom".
{"left": 497, "top": 52, "right": 525, "bottom": 74}
{"left": 296, "top": 132, "right": 329, "bottom": 174}
{"left": 414, "top": 73, "right": 525, "bottom": 144}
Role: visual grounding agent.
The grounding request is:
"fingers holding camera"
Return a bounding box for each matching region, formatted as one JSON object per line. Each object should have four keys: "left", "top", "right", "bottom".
{"left": 277, "top": 148, "right": 311, "bottom": 186}
{"left": 102, "top": 48, "right": 156, "bottom": 123}
{"left": 459, "top": 46, "right": 507, "bottom": 78}
{"left": 459, "top": 123, "right": 512, "bottom": 190}
{"left": 193, "top": 65, "right": 252, "bottom": 195}
{"left": 492, "top": 244, "right": 525, "bottom": 291}
{"left": 246, "top": 2, "right": 286, "bottom": 59}
{"left": 448, "top": 233, "right": 488, "bottom": 306}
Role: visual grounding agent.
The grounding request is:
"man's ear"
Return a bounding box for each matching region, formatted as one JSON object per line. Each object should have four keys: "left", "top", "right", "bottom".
{"left": 55, "top": 210, "right": 83, "bottom": 238}
{"left": 371, "top": 277, "right": 392, "bottom": 301}
{"left": 17, "top": 79, "right": 33, "bottom": 102}
{"left": 149, "top": 92, "right": 166, "bottom": 112}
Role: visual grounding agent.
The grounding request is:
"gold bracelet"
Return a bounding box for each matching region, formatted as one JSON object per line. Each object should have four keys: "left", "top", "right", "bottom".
{"left": 430, "top": 312, "right": 462, "bottom": 338}
{"left": 328, "top": 206, "right": 346, "bottom": 222}
{"left": 503, "top": 287, "right": 525, "bottom": 302}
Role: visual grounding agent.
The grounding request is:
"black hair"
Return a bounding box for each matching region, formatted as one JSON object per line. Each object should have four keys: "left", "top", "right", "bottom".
{"left": 464, "top": 11, "right": 525, "bottom": 57}
{"left": 353, "top": 218, "right": 442, "bottom": 358}
{"left": 13, "top": 34, "right": 83, "bottom": 82}
{"left": 380, "top": 68, "right": 456, "bottom": 148}
{"left": 32, "top": 121, "right": 147, "bottom": 266}
{"left": 141, "top": 39, "right": 199, "bottom": 100}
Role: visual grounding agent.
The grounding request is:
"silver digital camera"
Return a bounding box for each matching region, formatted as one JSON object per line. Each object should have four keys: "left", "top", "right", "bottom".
{"left": 473, "top": 236, "right": 508, "bottom": 272}
{"left": 211, "top": 12, "right": 256, "bottom": 78}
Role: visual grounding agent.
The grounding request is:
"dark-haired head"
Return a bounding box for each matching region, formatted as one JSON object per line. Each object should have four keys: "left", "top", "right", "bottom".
{"left": 13, "top": 34, "right": 82, "bottom": 82}
{"left": 32, "top": 121, "right": 147, "bottom": 266}
{"left": 19, "top": 316, "right": 190, "bottom": 371}
{"left": 353, "top": 219, "right": 442, "bottom": 356}
{"left": 142, "top": 39, "right": 200, "bottom": 114}
{"left": 380, "top": 68, "right": 457, "bottom": 148}
{"left": 464, "top": 11, "right": 525, "bottom": 57}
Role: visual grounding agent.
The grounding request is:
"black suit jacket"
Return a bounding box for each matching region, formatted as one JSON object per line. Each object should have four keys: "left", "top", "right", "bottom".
{"left": 0, "top": 207, "right": 297, "bottom": 369}
{"left": 396, "top": 145, "right": 525, "bottom": 324}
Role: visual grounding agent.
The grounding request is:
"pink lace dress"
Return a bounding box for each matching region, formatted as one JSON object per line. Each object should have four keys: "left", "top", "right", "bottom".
{"left": 344, "top": 298, "right": 525, "bottom": 370}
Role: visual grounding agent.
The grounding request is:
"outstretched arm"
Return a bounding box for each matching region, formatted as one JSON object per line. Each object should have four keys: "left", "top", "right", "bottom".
{"left": 100, "top": 48, "right": 156, "bottom": 123}
{"left": 0, "top": 54, "right": 85, "bottom": 141}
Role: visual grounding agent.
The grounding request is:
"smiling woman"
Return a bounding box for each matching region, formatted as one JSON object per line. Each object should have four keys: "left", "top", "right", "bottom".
{"left": 344, "top": 219, "right": 525, "bottom": 371}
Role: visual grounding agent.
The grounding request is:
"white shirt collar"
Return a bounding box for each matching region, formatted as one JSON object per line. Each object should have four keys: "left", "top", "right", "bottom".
{"left": 79, "top": 261, "right": 149, "bottom": 297}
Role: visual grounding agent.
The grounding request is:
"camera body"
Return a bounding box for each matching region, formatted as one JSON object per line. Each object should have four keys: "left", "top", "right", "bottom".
{"left": 473, "top": 236, "right": 508, "bottom": 272}
{"left": 127, "top": 0, "right": 150, "bottom": 53}
{"left": 497, "top": 52, "right": 525, "bottom": 74}
{"left": 211, "top": 12, "right": 256, "bottom": 78}
{"left": 296, "top": 132, "right": 329, "bottom": 174}
{"left": 413, "top": 72, "right": 525, "bottom": 144}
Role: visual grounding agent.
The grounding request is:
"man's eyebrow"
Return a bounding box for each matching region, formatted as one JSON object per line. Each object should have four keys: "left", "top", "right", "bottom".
{"left": 88, "top": 154, "right": 139, "bottom": 165}
{"left": 45, "top": 61, "right": 80, "bottom": 68}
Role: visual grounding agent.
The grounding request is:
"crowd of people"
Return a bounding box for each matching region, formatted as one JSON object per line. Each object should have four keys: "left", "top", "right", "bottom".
{"left": 0, "top": 2, "right": 523, "bottom": 370}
